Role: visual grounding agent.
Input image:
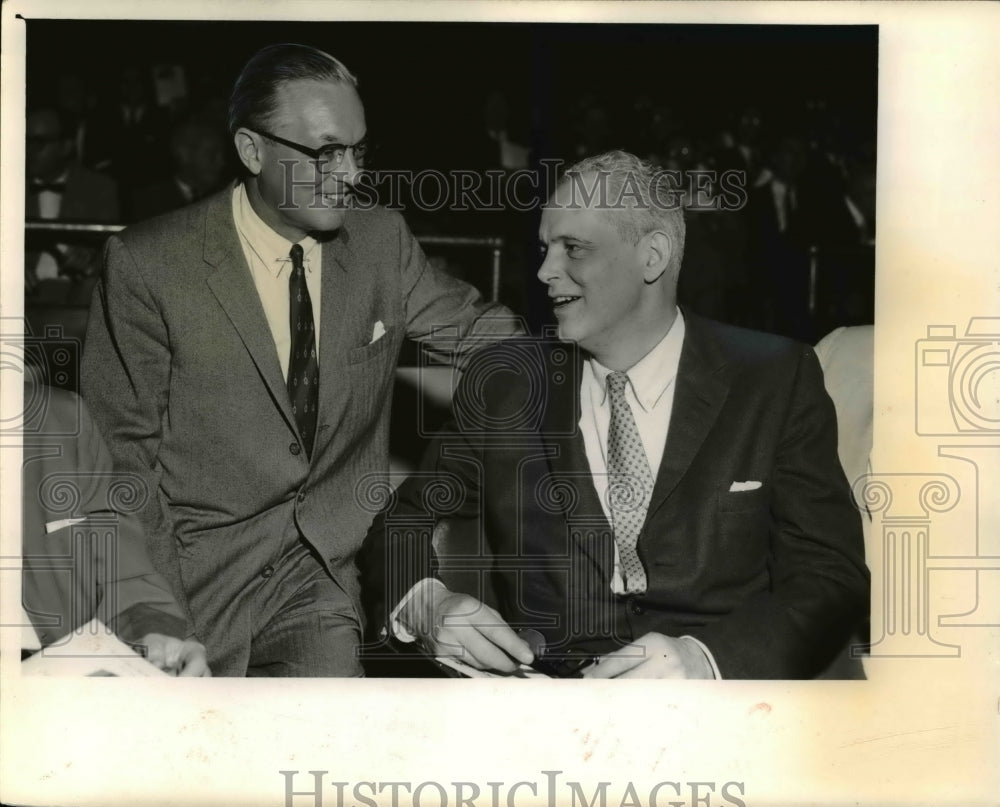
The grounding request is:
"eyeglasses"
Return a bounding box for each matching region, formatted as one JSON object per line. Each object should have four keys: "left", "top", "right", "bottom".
{"left": 254, "top": 129, "right": 369, "bottom": 172}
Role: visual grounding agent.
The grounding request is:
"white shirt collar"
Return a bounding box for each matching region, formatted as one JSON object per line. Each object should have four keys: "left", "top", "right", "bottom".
{"left": 32, "top": 169, "right": 70, "bottom": 188}
{"left": 233, "top": 182, "right": 319, "bottom": 277}
{"left": 589, "top": 308, "right": 686, "bottom": 413}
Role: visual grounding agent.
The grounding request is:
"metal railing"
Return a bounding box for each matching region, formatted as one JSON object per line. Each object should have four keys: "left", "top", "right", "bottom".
{"left": 25, "top": 220, "right": 505, "bottom": 302}
{"left": 413, "top": 234, "right": 503, "bottom": 302}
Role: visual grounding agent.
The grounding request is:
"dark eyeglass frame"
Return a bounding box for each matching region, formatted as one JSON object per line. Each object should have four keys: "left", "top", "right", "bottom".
{"left": 253, "top": 129, "right": 369, "bottom": 172}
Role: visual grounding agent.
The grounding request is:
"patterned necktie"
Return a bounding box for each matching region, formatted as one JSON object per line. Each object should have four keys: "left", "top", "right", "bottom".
{"left": 605, "top": 371, "right": 653, "bottom": 593}
{"left": 287, "top": 243, "right": 319, "bottom": 458}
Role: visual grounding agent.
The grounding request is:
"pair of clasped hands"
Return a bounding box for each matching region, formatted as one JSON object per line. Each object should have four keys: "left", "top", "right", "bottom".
{"left": 402, "top": 585, "right": 714, "bottom": 679}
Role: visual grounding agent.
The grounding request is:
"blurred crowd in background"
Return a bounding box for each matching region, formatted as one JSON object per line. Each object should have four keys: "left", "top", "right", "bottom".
{"left": 24, "top": 22, "right": 876, "bottom": 349}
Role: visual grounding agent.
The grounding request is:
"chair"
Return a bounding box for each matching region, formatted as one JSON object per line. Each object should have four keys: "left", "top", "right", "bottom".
{"left": 814, "top": 324, "right": 874, "bottom": 500}
{"left": 814, "top": 324, "right": 874, "bottom": 680}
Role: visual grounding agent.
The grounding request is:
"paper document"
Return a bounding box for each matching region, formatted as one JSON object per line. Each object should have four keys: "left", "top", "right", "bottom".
{"left": 21, "top": 619, "right": 169, "bottom": 677}
{"left": 434, "top": 655, "right": 550, "bottom": 679}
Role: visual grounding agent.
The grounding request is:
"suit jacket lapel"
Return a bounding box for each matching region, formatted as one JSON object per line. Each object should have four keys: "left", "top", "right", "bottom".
{"left": 647, "top": 312, "right": 732, "bottom": 517}
{"left": 540, "top": 345, "right": 615, "bottom": 582}
{"left": 202, "top": 187, "right": 297, "bottom": 434}
{"left": 316, "top": 225, "right": 352, "bottom": 428}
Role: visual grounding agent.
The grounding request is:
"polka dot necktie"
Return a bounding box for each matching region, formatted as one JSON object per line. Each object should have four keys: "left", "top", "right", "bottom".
{"left": 605, "top": 371, "right": 652, "bottom": 593}
{"left": 287, "top": 243, "right": 319, "bottom": 459}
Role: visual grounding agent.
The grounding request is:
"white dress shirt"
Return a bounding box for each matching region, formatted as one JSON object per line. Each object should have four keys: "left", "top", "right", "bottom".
{"left": 36, "top": 179, "right": 65, "bottom": 220}
{"left": 232, "top": 183, "right": 322, "bottom": 380}
{"left": 580, "top": 310, "right": 685, "bottom": 587}
{"left": 32, "top": 170, "right": 68, "bottom": 280}
{"left": 577, "top": 310, "right": 719, "bottom": 677}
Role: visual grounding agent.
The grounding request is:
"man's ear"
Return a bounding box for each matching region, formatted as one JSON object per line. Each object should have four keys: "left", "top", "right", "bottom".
{"left": 642, "top": 229, "right": 672, "bottom": 285}
{"left": 234, "top": 128, "right": 263, "bottom": 176}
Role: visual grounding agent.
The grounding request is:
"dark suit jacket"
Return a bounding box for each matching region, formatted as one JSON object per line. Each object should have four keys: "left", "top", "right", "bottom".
{"left": 81, "top": 183, "right": 521, "bottom": 669}
{"left": 360, "top": 313, "right": 870, "bottom": 679}
{"left": 22, "top": 382, "right": 188, "bottom": 647}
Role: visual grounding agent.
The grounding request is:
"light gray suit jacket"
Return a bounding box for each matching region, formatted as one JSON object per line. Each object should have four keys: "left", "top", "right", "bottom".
{"left": 82, "top": 183, "right": 520, "bottom": 662}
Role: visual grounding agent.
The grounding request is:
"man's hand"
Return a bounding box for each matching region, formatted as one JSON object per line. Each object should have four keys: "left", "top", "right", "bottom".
{"left": 139, "top": 633, "right": 211, "bottom": 677}
{"left": 400, "top": 583, "right": 533, "bottom": 673}
{"left": 582, "top": 632, "right": 714, "bottom": 679}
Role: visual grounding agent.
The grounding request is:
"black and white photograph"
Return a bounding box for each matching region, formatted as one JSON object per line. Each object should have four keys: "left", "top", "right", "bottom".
{"left": 1, "top": 2, "right": 997, "bottom": 806}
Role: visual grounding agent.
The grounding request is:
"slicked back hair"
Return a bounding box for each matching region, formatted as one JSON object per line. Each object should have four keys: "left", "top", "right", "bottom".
{"left": 228, "top": 43, "right": 358, "bottom": 137}
{"left": 561, "top": 149, "right": 686, "bottom": 277}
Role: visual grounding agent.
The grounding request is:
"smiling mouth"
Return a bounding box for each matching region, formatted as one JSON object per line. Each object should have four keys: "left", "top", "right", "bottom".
{"left": 319, "top": 192, "right": 350, "bottom": 206}
{"left": 551, "top": 295, "right": 581, "bottom": 309}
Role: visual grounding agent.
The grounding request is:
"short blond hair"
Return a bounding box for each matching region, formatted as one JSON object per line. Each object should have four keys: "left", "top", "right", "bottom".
{"left": 562, "top": 149, "right": 686, "bottom": 276}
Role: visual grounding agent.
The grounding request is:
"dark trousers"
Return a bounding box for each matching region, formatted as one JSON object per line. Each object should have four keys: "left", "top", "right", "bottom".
{"left": 199, "top": 532, "right": 363, "bottom": 678}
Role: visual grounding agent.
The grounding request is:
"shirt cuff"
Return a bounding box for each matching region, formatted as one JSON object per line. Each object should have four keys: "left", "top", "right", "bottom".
{"left": 679, "top": 635, "right": 722, "bottom": 680}
{"left": 387, "top": 577, "right": 447, "bottom": 643}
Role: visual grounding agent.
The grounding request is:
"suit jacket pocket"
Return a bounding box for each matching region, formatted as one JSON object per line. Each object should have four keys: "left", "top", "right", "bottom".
{"left": 717, "top": 485, "right": 768, "bottom": 512}
{"left": 716, "top": 486, "right": 770, "bottom": 574}
{"left": 347, "top": 325, "right": 397, "bottom": 365}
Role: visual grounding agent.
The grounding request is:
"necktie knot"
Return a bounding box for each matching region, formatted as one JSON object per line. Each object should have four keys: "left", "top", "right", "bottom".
{"left": 289, "top": 243, "right": 305, "bottom": 275}
{"left": 606, "top": 371, "right": 630, "bottom": 401}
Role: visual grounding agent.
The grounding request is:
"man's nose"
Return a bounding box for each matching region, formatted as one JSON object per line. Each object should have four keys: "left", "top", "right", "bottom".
{"left": 536, "top": 250, "right": 562, "bottom": 284}
{"left": 336, "top": 150, "right": 362, "bottom": 185}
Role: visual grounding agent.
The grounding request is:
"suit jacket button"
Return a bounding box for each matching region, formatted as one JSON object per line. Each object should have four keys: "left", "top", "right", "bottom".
{"left": 261, "top": 565, "right": 275, "bottom": 579}
{"left": 629, "top": 599, "right": 645, "bottom": 616}
{"left": 297, "top": 491, "right": 306, "bottom": 503}
{"left": 289, "top": 442, "right": 301, "bottom": 455}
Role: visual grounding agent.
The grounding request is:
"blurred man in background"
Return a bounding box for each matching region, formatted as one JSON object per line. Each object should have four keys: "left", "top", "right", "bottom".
{"left": 24, "top": 106, "right": 119, "bottom": 304}
{"left": 132, "top": 114, "right": 228, "bottom": 220}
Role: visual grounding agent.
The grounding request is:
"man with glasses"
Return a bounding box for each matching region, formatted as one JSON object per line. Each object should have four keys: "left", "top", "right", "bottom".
{"left": 82, "top": 44, "right": 523, "bottom": 676}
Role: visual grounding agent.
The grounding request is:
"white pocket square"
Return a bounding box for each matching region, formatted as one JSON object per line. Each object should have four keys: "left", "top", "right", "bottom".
{"left": 370, "top": 320, "right": 386, "bottom": 344}
{"left": 729, "top": 480, "right": 762, "bottom": 492}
